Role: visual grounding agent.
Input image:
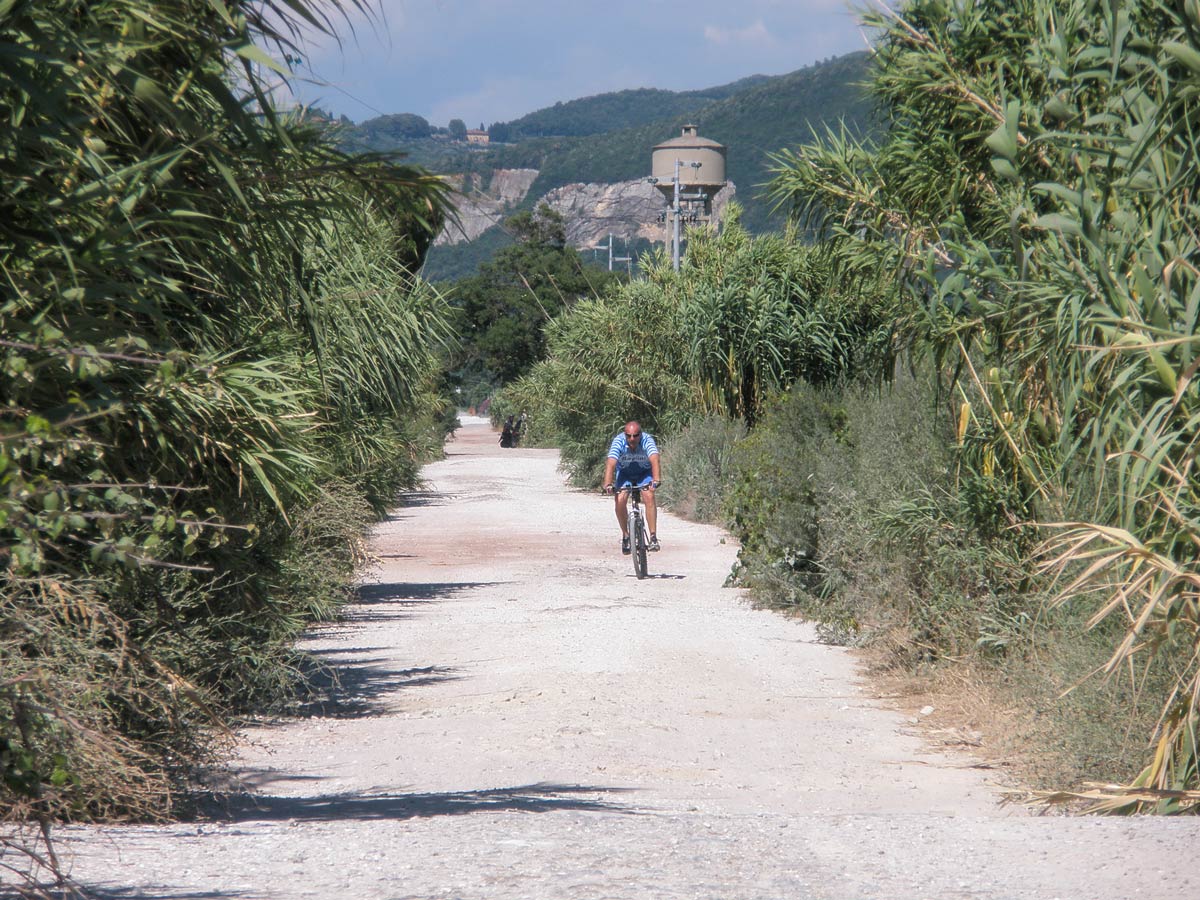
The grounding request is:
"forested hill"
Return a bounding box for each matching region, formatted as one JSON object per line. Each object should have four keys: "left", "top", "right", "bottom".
{"left": 489, "top": 52, "right": 874, "bottom": 233}
{"left": 334, "top": 52, "right": 872, "bottom": 232}
{"left": 492, "top": 72, "right": 773, "bottom": 140}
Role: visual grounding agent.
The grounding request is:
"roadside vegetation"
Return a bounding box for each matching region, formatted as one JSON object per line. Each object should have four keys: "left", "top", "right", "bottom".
{"left": 1, "top": 0, "right": 457, "bottom": 882}
{"left": 501, "top": 0, "right": 1200, "bottom": 812}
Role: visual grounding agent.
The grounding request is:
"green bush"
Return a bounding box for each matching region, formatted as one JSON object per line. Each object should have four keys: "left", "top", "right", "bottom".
{"left": 498, "top": 215, "right": 897, "bottom": 484}
{"left": 725, "top": 373, "right": 1034, "bottom": 653}
{"left": 676, "top": 208, "right": 897, "bottom": 425}
{"left": 656, "top": 416, "right": 747, "bottom": 524}
{"left": 720, "top": 371, "right": 1182, "bottom": 786}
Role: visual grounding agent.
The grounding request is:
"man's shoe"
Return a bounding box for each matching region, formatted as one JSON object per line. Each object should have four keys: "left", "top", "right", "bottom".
{"left": 621, "top": 536, "right": 631, "bottom": 555}
{"left": 648, "top": 534, "right": 660, "bottom": 551}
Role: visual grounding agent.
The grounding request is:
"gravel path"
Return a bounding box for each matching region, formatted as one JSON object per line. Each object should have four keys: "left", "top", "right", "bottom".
{"left": 52, "top": 419, "right": 1200, "bottom": 899}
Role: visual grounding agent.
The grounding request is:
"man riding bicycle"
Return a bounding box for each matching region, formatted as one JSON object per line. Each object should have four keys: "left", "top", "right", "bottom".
{"left": 602, "top": 420, "right": 662, "bottom": 554}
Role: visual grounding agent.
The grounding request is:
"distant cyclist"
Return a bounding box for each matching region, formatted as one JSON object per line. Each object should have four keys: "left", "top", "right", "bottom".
{"left": 602, "top": 420, "right": 662, "bottom": 554}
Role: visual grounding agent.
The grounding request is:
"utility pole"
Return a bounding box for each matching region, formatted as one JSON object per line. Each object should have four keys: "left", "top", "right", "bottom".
{"left": 672, "top": 159, "right": 682, "bottom": 272}
{"left": 603, "top": 233, "right": 632, "bottom": 273}
{"left": 670, "top": 159, "right": 702, "bottom": 271}
{"left": 647, "top": 159, "right": 702, "bottom": 271}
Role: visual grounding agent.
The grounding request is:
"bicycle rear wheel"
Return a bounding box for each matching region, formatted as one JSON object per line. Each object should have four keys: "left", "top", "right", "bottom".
{"left": 633, "top": 513, "right": 648, "bottom": 579}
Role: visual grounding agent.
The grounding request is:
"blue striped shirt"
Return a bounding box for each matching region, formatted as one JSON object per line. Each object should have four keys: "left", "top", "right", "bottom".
{"left": 607, "top": 432, "right": 659, "bottom": 460}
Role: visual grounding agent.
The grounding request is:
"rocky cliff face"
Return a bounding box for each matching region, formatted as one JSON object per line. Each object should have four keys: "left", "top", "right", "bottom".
{"left": 436, "top": 168, "right": 736, "bottom": 250}
{"left": 540, "top": 179, "right": 736, "bottom": 249}
{"left": 436, "top": 168, "right": 539, "bottom": 245}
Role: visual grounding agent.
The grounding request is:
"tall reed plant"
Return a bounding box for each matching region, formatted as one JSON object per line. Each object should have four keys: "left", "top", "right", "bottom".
{"left": 1, "top": 0, "right": 455, "bottom": 848}
{"left": 769, "top": 0, "right": 1200, "bottom": 809}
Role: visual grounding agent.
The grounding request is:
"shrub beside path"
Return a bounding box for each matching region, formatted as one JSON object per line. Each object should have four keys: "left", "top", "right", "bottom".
{"left": 56, "top": 419, "right": 1199, "bottom": 899}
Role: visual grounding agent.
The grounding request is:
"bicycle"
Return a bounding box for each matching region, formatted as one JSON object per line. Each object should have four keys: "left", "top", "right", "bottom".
{"left": 607, "top": 481, "right": 655, "bottom": 579}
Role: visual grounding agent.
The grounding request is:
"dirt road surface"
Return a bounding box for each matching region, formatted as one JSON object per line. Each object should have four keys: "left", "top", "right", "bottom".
{"left": 53, "top": 418, "right": 1200, "bottom": 899}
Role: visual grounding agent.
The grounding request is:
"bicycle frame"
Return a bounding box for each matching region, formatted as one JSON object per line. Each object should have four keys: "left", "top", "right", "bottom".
{"left": 623, "top": 485, "right": 650, "bottom": 579}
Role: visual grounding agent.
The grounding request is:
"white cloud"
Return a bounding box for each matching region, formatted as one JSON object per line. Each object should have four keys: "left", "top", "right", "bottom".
{"left": 703, "top": 19, "right": 774, "bottom": 46}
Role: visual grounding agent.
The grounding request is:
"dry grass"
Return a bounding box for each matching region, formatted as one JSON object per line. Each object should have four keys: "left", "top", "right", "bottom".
{"left": 856, "top": 627, "right": 1170, "bottom": 804}
{"left": 859, "top": 654, "right": 1030, "bottom": 788}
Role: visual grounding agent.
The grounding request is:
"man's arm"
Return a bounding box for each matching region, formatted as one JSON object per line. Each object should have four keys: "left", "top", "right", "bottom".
{"left": 644, "top": 434, "right": 662, "bottom": 484}
{"left": 603, "top": 456, "right": 617, "bottom": 488}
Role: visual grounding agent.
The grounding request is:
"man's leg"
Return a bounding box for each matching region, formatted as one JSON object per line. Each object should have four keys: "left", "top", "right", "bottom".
{"left": 644, "top": 488, "right": 658, "bottom": 537}
{"left": 614, "top": 490, "right": 630, "bottom": 536}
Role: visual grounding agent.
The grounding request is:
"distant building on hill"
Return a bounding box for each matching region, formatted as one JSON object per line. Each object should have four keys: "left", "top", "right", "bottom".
{"left": 466, "top": 129, "right": 490, "bottom": 145}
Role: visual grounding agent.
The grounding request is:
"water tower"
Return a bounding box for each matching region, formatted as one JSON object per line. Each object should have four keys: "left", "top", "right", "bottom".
{"left": 650, "top": 125, "right": 727, "bottom": 269}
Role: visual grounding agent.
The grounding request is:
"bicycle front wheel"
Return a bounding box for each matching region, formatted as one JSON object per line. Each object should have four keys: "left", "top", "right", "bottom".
{"left": 633, "top": 514, "right": 648, "bottom": 579}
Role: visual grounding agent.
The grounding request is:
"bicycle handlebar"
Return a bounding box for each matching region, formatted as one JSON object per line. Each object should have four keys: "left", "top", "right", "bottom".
{"left": 603, "top": 481, "right": 661, "bottom": 494}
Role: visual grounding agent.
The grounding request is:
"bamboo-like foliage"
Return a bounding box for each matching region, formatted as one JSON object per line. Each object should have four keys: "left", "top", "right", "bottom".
{"left": 500, "top": 215, "right": 896, "bottom": 483}
{"left": 1, "top": 0, "right": 455, "bottom": 842}
{"left": 677, "top": 207, "right": 897, "bottom": 425}
{"left": 769, "top": 0, "right": 1200, "bottom": 810}
{"left": 501, "top": 275, "right": 700, "bottom": 484}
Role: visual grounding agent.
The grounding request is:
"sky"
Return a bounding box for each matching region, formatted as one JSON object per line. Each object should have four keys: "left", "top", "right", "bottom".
{"left": 290, "top": 1, "right": 873, "bottom": 126}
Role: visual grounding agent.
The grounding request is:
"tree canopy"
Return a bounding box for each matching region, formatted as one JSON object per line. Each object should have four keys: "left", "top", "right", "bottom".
{"left": 450, "top": 205, "right": 620, "bottom": 387}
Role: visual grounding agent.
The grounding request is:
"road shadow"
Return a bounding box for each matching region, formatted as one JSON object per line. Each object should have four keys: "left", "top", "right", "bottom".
{"left": 382, "top": 489, "right": 448, "bottom": 522}
{"left": 355, "top": 581, "right": 500, "bottom": 605}
{"left": 397, "top": 489, "right": 447, "bottom": 508}
{"left": 192, "top": 766, "right": 325, "bottom": 798}
{"left": 277, "top": 581, "right": 496, "bottom": 720}
{"left": 57, "top": 890, "right": 242, "bottom": 900}
{"left": 341, "top": 581, "right": 502, "bottom": 626}
{"left": 285, "top": 655, "right": 460, "bottom": 720}
{"left": 207, "top": 783, "right": 639, "bottom": 824}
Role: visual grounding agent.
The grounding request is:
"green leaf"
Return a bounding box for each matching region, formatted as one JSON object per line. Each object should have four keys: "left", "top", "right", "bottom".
{"left": 991, "top": 157, "right": 1020, "bottom": 183}
{"left": 985, "top": 120, "right": 1018, "bottom": 162}
{"left": 1044, "top": 97, "right": 1075, "bottom": 122}
{"left": 24, "top": 415, "right": 50, "bottom": 435}
{"left": 1163, "top": 41, "right": 1200, "bottom": 76}
{"left": 231, "top": 40, "right": 289, "bottom": 76}
{"left": 1033, "top": 213, "right": 1083, "bottom": 236}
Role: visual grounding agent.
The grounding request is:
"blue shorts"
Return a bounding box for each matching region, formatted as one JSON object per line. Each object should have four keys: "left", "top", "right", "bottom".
{"left": 616, "top": 469, "right": 653, "bottom": 489}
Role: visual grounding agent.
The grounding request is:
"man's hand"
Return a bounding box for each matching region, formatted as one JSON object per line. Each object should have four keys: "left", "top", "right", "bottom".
{"left": 603, "top": 483, "right": 615, "bottom": 495}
